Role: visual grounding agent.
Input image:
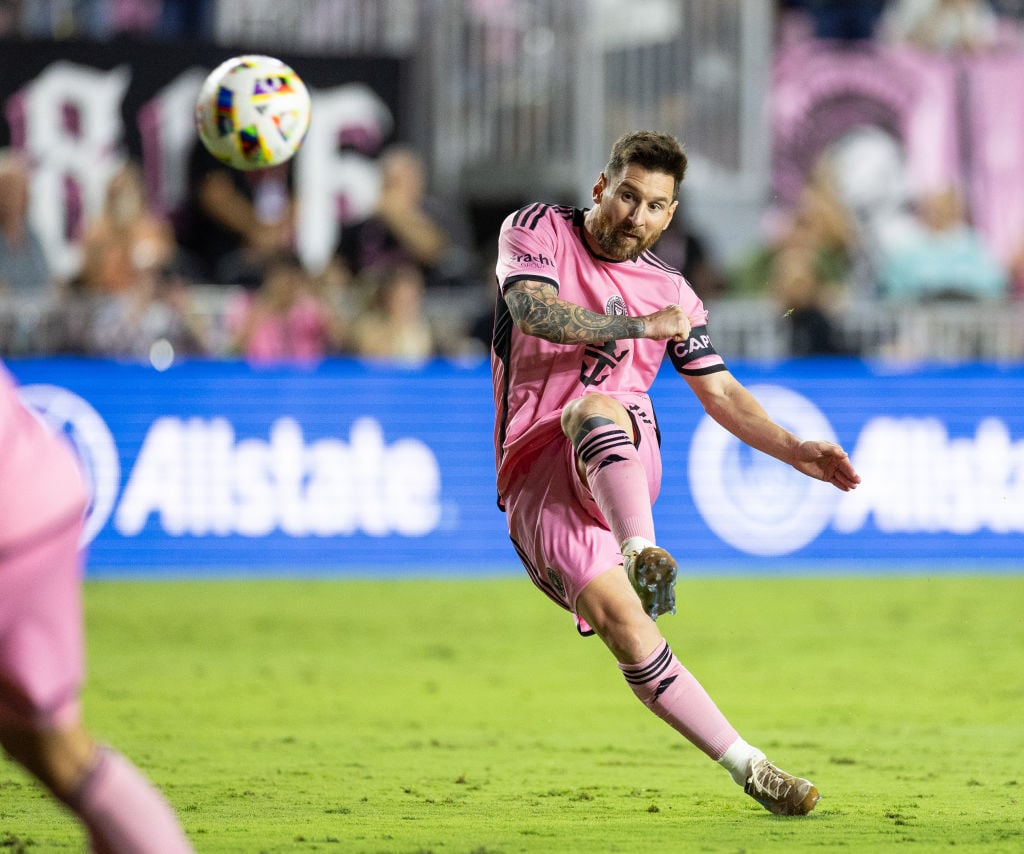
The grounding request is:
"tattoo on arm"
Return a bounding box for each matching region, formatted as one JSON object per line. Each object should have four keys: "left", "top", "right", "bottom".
{"left": 505, "top": 282, "right": 645, "bottom": 344}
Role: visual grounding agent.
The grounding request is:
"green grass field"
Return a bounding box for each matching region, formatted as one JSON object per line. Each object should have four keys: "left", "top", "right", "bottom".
{"left": 1, "top": 574, "right": 1022, "bottom": 853}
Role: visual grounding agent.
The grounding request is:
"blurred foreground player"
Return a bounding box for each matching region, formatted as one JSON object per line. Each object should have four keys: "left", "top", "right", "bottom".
{"left": 0, "top": 363, "right": 193, "bottom": 851}
{"left": 490, "top": 131, "right": 861, "bottom": 814}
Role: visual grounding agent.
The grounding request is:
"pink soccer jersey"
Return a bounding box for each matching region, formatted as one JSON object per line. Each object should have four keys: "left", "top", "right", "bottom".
{"left": 0, "top": 362, "right": 88, "bottom": 729}
{"left": 491, "top": 203, "right": 725, "bottom": 496}
{"left": 0, "top": 364, "right": 86, "bottom": 548}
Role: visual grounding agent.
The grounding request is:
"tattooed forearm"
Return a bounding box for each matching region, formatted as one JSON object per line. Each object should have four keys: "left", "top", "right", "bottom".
{"left": 505, "top": 286, "right": 645, "bottom": 344}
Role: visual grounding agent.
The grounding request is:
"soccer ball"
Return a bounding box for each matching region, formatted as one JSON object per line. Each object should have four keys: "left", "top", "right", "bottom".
{"left": 194, "top": 54, "right": 311, "bottom": 171}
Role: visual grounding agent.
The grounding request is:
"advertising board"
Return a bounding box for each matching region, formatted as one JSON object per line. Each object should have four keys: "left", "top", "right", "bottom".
{"left": 9, "top": 358, "right": 1023, "bottom": 576}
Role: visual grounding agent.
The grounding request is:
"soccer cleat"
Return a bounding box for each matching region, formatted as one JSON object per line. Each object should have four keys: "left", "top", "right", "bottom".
{"left": 744, "top": 757, "right": 820, "bottom": 816}
{"left": 623, "top": 546, "right": 677, "bottom": 620}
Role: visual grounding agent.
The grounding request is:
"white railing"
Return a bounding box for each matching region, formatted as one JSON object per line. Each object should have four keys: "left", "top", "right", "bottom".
{"left": 5, "top": 291, "right": 1021, "bottom": 362}
{"left": 708, "top": 297, "right": 1024, "bottom": 362}
{"left": 200, "top": 0, "right": 771, "bottom": 225}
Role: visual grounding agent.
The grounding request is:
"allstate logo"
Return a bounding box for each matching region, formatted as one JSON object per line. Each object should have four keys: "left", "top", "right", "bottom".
{"left": 18, "top": 384, "right": 120, "bottom": 545}
{"left": 688, "top": 384, "right": 840, "bottom": 556}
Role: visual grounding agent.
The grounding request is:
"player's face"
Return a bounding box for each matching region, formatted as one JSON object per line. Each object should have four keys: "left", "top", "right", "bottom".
{"left": 587, "top": 165, "right": 678, "bottom": 261}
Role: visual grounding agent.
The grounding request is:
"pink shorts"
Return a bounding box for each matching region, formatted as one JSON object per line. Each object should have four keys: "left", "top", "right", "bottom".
{"left": 503, "top": 408, "right": 662, "bottom": 619}
{"left": 0, "top": 515, "right": 85, "bottom": 731}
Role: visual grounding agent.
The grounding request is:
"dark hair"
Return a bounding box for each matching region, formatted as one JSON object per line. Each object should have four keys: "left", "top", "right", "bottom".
{"left": 606, "top": 131, "right": 687, "bottom": 197}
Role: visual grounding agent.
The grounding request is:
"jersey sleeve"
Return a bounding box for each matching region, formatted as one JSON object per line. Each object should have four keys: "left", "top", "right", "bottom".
{"left": 495, "top": 205, "right": 560, "bottom": 293}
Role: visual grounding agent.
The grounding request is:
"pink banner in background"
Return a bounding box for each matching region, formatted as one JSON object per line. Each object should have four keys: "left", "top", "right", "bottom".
{"left": 772, "top": 40, "right": 961, "bottom": 206}
{"left": 772, "top": 38, "right": 1024, "bottom": 274}
{"left": 962, "top": 53, "right": 1024, "bottom": 267}
{"left": 894, "top": 48, "right": 962, "bottom": 198}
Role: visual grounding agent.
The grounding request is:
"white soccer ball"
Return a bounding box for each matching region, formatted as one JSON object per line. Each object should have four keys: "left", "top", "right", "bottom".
{"left": 194, "top": 54, "right": 311, "bottom": 171}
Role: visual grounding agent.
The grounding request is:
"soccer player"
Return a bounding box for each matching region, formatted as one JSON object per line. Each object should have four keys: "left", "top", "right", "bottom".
{"left": 490, "top": 131, "right": 861, "bottom": 815}
{"left": 0, "top": 364, "right": 194, "bottom": 851}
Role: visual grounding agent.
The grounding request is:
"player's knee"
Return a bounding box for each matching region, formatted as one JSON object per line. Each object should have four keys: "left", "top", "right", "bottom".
{"left": 560, "top": 393, "right": 628, "bottom": 441}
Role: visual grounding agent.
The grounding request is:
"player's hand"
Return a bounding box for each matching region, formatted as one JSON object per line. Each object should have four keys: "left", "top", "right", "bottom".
{"left": 640, "top": 304, "right": 691, "bottom": 342}
{"left": 793, "top": 440, "right": 861, "bottom": 491}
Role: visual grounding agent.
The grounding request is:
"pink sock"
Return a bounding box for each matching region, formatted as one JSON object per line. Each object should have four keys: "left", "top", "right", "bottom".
{"left": 574, "top": 417, "right": 655, "bottom": 545}
{"left": 68, "top": 748, "right": 193, "bottom": 854}
{"left": 619, "top": 641, "right": 740, "bottom": 760}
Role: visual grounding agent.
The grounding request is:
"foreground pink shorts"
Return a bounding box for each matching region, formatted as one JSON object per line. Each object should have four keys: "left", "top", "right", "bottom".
{"left": 503, "top": 411, "right": 662, "bottom": 618}
{"left": 0, "top": 515, "right": 85, "bottom": 731}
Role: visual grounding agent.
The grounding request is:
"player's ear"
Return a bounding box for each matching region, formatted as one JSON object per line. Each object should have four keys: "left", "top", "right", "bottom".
{"left": 592, "top": 173, "right": 607, "bottom": 203}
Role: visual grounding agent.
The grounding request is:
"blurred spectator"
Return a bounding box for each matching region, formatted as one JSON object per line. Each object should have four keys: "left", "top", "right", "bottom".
{"left": 18, "top": 0, "right": 147, "bottom": 38}
{"left": 0, "top": 148, "right": 64, "bottom": 355}
{"left": 778, "top": 0, "right": 886, "bottom": 41}
{"left": 12, "top": 0, "right": 212, "bottom": 38}
{"left": 225, "top": 250, "right": 340, "bottom": 363}
{"left": 878, "top": 187, "right": 1008, "bottom": 301}
{"left": 85, "top": 268, "right": 209, "bottom": 362}
{"left": 157, "top": 0, "right": 214, "bottom": 37}
{"left": 735, "top": 156, "right": 857, "bottom": 354}
{"left": 335, "top": 145, "right": 476, "bottom": 295}
{"left": 1010, "top": 254, "right": 1024, "bottom": 300}
{"left": 771, "top": 245, "right": 851, "bottom": 355}
{"left": 0, "top": 149, "right": 52, "bottom": 298}
{"left": 879, "top": 0, "right": 1004, "bottom": 53}
{"left": 349, "top": 262, "right": 437, "bottom": 362}
{"left": 77, "top": 160, "right": 179, "bottom": 295}
{"left": 826, "top": 125, "right": 923, "bottom": 298}
{"left": 174, "top": 143, "right": 294, "bottom": 287}
{"left": 991, "top": 0, "right": 1024, "bottom": 21}
{"left": 0, "top": 1, "right": 19, "bottom": 34}
{"left": 651, "top": 206, "right": 730, "bottom": 302}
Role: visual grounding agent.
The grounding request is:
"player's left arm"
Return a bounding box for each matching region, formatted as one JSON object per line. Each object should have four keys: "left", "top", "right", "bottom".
{"left": 683, "top": 369, "right": 861, "bottom": 492}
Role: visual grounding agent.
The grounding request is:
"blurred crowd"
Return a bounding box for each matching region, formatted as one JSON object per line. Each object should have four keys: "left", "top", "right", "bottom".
{"left": 750, "top": 0, "right": 1024, "bottom": 355}
{"left": 3, "top": 0, "right": 1024, "bottom": 364}
{"left": 0, "top": 140, "right": 496, "bottom": 365}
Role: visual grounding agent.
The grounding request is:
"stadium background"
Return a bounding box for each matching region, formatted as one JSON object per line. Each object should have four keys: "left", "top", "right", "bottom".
{"left": 2, "top": 0, "right": 1024, "bottom": 577}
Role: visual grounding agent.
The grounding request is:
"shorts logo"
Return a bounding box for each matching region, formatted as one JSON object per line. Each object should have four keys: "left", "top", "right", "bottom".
{"left": 689, "top": 385, "right": 840, "bottom": 556}
{"left": 18, "top": 384, "right": 120, "bottom": 546}
{"left": 545, "top": 566, "right": 567, "bottom": 599}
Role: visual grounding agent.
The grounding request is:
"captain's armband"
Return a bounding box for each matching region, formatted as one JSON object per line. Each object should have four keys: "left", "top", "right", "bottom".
{"left": 667, "top": 325, "right": 719, "bottom": 372}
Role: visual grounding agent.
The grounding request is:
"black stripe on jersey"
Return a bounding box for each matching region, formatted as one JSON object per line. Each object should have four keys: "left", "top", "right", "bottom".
{"left": 493, "top": 291, "right": 514, "bottom": 351}
{"left": 510, "top": 203, "right": 575, "bottom": 230}
{"left": 554, "top": 204, "right": 575, "bottom": 223}
{"left": 493, "top": 290, "right": 514, "bottom": 477}
{"left": 512, "top": 202, "right": 544, "bottom": 228}
{"left": 501, "top": 273, "right": 559, "bottom": 294}
{"left": 526, "top": 204, "right": 548, "bottom": 230}
{"left": 622, "top": 642, "right": 674, "bottom": 685}
{"left": 639, "top": 250, "right": 681, "bottom": 276}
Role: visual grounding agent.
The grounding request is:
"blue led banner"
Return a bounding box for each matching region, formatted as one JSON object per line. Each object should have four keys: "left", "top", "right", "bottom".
{"left": 8, "top": 358, "right": 1023, "bottom": 576}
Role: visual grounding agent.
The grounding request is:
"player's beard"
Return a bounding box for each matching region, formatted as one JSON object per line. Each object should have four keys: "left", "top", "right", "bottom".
{"left": 589, "top": 207, "right": 660, "bottom": 261}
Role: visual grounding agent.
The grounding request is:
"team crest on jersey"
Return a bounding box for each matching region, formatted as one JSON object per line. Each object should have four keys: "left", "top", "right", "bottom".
{"left": 606, "top": 295, "right": 627, "bottom": 316}
{"left": 545, "top": 566, "right": 567, "bottom": 598}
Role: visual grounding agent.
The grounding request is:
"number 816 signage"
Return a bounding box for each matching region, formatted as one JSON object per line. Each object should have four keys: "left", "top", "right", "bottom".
{"left": 1, "top": 39, "right": 406, "bottom": 279}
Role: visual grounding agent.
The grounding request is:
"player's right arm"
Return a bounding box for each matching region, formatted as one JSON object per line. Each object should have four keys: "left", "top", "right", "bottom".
{"left": 504, "top": 279, "right": 691, "bottom": 345}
